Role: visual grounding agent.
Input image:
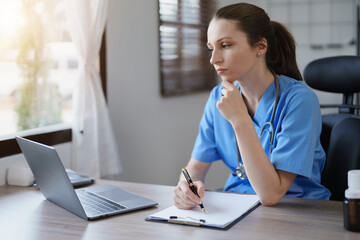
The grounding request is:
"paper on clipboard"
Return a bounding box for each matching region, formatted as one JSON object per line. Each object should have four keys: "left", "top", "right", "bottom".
{"left": 146, "top": 191, "right": 260, "bottom": 229}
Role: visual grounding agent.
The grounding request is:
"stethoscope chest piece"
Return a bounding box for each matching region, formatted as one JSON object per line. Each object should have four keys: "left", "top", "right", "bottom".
{"left": 235, "top": 163, "right": 247, "bottom": 179}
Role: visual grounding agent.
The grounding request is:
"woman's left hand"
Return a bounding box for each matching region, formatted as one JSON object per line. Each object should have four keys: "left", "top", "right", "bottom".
{"left": 216, "top": 81, "right": 248, "bottom": 125}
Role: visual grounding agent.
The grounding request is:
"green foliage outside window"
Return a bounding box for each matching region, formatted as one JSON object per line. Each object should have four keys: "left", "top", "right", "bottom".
{"left": 15, "top": 0, "right": 61, "bottom": 131}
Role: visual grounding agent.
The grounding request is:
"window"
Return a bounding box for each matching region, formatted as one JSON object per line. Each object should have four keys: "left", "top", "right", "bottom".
{"left": 159, "top": 0, "right": 217, "bottom": 96}
{"left": 0, "top": 0, "right": 77, "bottom": 137}
{"left": 0, "top": 0, "right": 107, "bottom": 157}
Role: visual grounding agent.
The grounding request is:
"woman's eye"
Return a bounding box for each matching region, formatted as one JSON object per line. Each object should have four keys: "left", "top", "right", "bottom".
{"left": 222, "top": 44, "right": 231, "bottom": 48}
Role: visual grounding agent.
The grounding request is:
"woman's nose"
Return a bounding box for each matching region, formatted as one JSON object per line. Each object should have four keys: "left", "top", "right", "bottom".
{"left": 210, "top": 49, "right": 222, "bottom": 65}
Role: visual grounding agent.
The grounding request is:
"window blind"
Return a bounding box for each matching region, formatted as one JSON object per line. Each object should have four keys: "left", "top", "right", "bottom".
{"left": 159, "top": 0, "right": 217, "bottom": 96}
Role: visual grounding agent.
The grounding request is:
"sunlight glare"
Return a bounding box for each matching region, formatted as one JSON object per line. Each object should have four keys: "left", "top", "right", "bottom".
{"left": 0, "top": 0, "right": 23, "bottom": 36}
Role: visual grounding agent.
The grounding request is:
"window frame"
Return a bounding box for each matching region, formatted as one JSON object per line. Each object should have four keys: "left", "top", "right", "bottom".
{"left": 0, "top": 31, "right": 107, "bottom": 157}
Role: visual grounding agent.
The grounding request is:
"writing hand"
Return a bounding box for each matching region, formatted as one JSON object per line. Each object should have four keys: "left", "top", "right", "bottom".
{"left": 173, "top": 180, "right": 205, "bottom": 210}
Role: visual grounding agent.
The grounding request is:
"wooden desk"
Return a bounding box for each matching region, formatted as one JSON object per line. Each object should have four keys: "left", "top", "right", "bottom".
{"left": 0, "top": 180, "right": 358, "bottom": 240}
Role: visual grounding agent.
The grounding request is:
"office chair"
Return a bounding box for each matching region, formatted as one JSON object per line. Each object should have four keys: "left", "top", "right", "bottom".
{"left": 303, "top": 56, "right": 360, "bottom": 155}
{"left": 321, "top": 118, "right": 360, "bottom": 201}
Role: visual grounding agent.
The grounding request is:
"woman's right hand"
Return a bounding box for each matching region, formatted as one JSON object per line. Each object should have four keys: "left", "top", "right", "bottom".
{"left": 173, "top": 179, "right": 205, "bottom": 210}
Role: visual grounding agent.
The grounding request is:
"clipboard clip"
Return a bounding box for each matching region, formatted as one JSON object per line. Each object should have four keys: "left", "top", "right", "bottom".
{"left": 168, "top": 216, "right": 206, "bottom": 226}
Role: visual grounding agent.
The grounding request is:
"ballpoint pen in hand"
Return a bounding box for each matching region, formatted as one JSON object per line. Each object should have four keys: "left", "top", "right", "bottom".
{"left": 181, "top": 168, "right": 206, "bottom": 214}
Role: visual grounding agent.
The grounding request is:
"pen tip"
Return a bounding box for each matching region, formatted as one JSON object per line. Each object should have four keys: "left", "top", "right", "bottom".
{"left": 202, "top": 208, "right": 206, "bottom": 214}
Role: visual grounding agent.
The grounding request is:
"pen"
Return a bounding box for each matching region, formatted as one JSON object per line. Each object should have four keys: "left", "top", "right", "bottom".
{"left": 181, "top": 168, "right": 206, "bottom": 214}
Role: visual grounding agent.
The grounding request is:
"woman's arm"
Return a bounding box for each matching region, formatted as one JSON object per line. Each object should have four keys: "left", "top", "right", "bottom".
{"left": 217, "top": 80, "right": 296, "bottom": 206}
{"left": 173, "top": 158, "right": 211, "bottom": 209}
{"left": 232, "top": 118, "right": 296, "bottom": 206}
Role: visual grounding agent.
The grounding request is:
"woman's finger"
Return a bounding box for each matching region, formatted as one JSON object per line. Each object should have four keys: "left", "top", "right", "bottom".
{"left": 194, "top": 181, "right": 205, "bottom": 198}
{"left": 178, "top": 181, "right": 202, "bottom": 204}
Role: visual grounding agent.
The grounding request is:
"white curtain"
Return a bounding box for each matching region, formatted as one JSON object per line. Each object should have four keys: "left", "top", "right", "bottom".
{"left": 65, "top": 0, "right": 122, "bottom": 178}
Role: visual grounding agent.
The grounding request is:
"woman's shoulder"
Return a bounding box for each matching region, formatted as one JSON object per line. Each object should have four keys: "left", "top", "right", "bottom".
{"left": 279, "top": 75, "right": 318, "bottom": 103}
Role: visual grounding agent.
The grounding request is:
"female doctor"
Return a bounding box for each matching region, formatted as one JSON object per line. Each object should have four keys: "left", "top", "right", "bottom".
{"left": 173, "top": 2, "right": 331, "bottom": 208}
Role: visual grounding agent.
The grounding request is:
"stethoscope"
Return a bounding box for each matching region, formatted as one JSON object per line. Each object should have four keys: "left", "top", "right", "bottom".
{"left": 234, "top": 74, "right": 279, "bottom": 179}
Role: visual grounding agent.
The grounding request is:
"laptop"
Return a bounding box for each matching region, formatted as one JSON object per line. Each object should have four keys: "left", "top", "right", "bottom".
{"left": 16, "top": 136, "right": 158, "bottom": 220}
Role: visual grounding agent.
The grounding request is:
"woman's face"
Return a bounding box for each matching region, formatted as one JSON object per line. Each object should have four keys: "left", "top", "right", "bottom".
{"left": 207, "top": 18, "right": 259, "bottom": 83}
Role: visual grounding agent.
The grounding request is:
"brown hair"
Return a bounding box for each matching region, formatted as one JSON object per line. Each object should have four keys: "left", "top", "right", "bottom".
{"left": 214, "top": 3, "right": 302, "bottom": 80}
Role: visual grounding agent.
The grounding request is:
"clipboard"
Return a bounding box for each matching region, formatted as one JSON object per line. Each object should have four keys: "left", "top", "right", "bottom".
{"left": 145, "top": 191, "right": 260, "bottom": 230}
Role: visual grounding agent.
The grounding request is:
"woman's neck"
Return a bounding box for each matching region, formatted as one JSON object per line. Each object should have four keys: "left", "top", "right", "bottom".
{"left": 238, "top": 69, "right": 275, "bottom": 117}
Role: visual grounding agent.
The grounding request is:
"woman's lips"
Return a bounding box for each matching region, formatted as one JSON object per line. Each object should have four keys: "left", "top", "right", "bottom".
{"left": 216, "top": 68, "right": 226, "bottom": 75}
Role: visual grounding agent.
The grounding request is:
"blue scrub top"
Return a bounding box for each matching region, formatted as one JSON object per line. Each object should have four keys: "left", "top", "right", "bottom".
{"left": 192, "top": 75, "right": 331, "bottom": 200}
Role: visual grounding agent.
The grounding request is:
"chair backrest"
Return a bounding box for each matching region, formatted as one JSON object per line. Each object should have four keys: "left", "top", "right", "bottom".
{"left": 303, "top": 56, "right": 360, "bottom": 155}
{"left": 303, "top": 56, "right": 360, "bottom": 113}
{"left": 321, "top": 118, "right": 360, "bottom": 201}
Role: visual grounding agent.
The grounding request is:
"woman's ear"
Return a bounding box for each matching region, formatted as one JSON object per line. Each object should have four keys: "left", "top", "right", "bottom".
{"left": 256, "top": 38, "right": 268, "bottom": 55}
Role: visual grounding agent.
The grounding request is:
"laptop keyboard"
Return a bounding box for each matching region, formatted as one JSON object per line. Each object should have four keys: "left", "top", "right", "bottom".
{"left": 77, "top": 190, "right": 126, "bottom": 216}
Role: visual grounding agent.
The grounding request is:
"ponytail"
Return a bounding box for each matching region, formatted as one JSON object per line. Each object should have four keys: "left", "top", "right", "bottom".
{"left": 267, "top": 21, "right": 302, "bottom": 80}
{"left": 214, "top": 3, "right": 302, "bottom": 80}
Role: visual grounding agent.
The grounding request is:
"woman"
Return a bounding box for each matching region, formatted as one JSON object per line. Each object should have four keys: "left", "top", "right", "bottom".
{"left": 173, "top": 3, "right": 330, "bottom": 208}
